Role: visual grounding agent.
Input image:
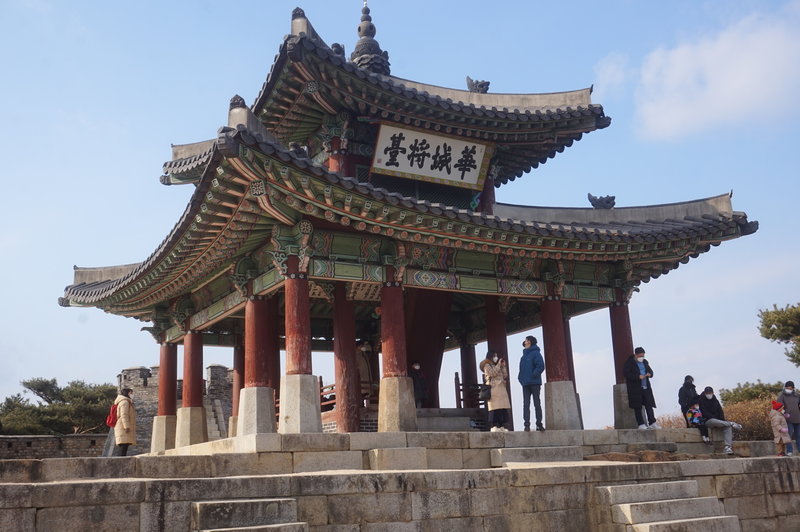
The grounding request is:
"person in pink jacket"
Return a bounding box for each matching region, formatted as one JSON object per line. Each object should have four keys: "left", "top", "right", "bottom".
{"left": 770, "top": 400, "right": 793, "bottom": 457}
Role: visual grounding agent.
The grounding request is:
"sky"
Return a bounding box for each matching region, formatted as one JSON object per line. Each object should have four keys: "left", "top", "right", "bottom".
{"left": 0, "top": 0, "right": 798, "bottom": 430}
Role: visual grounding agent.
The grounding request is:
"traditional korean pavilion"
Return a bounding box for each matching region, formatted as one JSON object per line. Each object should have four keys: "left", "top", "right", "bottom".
{"left": 60, "top": 6, "right": 757, "bottom": 451}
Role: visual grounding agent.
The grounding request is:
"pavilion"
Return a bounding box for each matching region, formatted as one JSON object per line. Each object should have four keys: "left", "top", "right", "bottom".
{"left": 60, "top": 6, "right": 757, "bottom": 452}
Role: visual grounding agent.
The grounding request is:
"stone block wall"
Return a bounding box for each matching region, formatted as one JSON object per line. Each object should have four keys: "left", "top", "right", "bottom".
{"left": 1, "top": 456, "right": 798, "bottom": 530}
{"left": 114, "top": 365, "right": 234, "bottom": 456}
{"left": 0, "top": 435, "right": 104, "bottom": 459}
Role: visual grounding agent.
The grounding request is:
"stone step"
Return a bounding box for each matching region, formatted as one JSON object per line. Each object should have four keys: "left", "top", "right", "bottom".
{"left": 202, "top": 524, "right": 309, "bottom": 532}
{"left": 594, "top": 481, "right": 698, "bottom": 505}
{"left": 630, "top": 515, "right": 741, "bottom": 532}
{"left": 490, "top": 445, "right": 584, "bottom": 466}
{"left": 416, "top": 416, "right": 474, "bottom": 431}
{"left": 612, "top": 497, "right": 724, "bottom": 524}
{"left": 191, "top": 498, "right": 298, "bottom": 531}
{"left": 626, "top": 442, "right": 678, "bottom": 453}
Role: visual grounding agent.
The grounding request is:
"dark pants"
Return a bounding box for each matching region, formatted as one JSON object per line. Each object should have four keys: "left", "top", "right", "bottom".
{"left": 489, "top": 408, "right": 508, "bottom": 428}
{"left": 522, "top": 384, "right": 543, "bottom": 428}
{"left": 632, "top": 387, "right": 656, "bottom": 426}
{"left": 112, "top": 443, "right": 130, "bottom": 456}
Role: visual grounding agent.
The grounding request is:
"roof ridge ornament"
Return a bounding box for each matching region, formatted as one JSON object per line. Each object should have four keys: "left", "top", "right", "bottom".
{"left": 350, "top": 2, "right": 390, "bottom": 75}
{"left": 466, "top": 76, "right": 490, "bottom": 94}
{"left": 588, "top": 193, "right": 615, "bottom": 209}
{"left": 229, "top": 94, "right": 247, "bottom": 110}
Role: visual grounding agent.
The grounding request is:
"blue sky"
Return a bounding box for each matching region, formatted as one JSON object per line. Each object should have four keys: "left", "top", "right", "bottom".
{"left": 1, "top": 1, "right": 798, "bottom": 430}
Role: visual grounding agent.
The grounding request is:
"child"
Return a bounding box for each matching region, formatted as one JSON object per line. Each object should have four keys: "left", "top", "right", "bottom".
{"left": 685, "top": 400, "right": 710, "bottom": 443}
{"left": 770, "top": 400, "right": 793, "bottom": 457}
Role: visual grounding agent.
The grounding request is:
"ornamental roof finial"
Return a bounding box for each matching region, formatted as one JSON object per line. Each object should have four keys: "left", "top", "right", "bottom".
{"left": 350, "top": 2, "right": 390, "bottom": 75}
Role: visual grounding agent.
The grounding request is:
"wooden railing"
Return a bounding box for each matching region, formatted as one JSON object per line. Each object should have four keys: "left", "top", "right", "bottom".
{"left": 275, "top": 378, "right": 377, "bottom": 415}
{"left": 454, "top": 371, "right": 484, "bottom": 409}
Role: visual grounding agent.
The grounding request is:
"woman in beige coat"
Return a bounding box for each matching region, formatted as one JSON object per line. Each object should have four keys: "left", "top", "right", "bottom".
{"left": 113, "top": 388, "right": 136, "bottom": 456}
{"left": 482, "top": 351, "right": 511, "bottom": 431}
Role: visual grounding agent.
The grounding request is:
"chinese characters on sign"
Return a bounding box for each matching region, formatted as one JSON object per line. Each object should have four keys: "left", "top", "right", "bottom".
{"left": 371, "top": 124, "right": 493, "bottom": 191}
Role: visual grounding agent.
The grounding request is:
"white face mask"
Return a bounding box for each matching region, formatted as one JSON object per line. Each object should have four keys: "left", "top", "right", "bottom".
{"left": 492, "top": 356, "right": 499, "bottom": 363}
{"left": 705, "top": 394, "right": 713, "bottom": 400}
{"left": 785, "top": 389, "right": 794, "bottom": 395}
{"left": 636, "top": 356, "right": 645, "bottom": 362}
{"left": 412, "top": 365, "right": 420, "bottom": 370}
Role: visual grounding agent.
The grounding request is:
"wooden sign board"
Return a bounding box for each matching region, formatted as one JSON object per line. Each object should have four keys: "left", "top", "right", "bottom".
{"left": 371, "top": 123, "right": 494, "bottom": 191}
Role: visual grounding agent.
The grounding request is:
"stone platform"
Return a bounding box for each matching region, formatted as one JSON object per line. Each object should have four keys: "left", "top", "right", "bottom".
{"left": 0, "top": 429, "right": 792, "bottom": 531}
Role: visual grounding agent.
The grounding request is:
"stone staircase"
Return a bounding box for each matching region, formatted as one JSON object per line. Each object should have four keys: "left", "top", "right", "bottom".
{"left": 204, "top": 398, "right": 227, "bottom": 441}
{"left": 191, "top": 497, "right": 307, "bottom": 531}
{"left": 491, "top": 445, "right": 584, "bottom": 465}
{"left": 592, "top": 480, "right": 741, "bottom": 531}
{"left": 415, "top": 408, "right": 483, "bottom": 432}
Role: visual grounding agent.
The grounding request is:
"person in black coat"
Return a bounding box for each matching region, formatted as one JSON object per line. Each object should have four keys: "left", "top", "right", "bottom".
{"left": 678, "top": 375, "right": 697, "bottom": 424}
{"left": 697, "top": 386, "right": 741, "bottom": 454}
{"left": 622, "top": 347, "right": 658, "bottom": 429}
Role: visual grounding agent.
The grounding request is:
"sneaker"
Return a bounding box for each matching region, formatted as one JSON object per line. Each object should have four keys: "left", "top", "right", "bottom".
{"left": 788, "top": 452, "right": 794, "bottom": 456}
{"left": 536, "top": 425, "right": 546, "bottom": 432}
{"left": 490, "top": 426, "right": 500, "bottom": 432}
{"left": 723, "top": 446, "right": 734, "bottom": 455}
{"left": 647, "top": 423, "right": 661, "bottom": 430}
{"left": 523, "top": 426, "right": 531, "bottom": 432}
{"left": 501, "top": 427, "right": 509, "bottom": 432}
{"left": 702, "top": 436, "right": 711, "bottom": 444}
{"left": 778, "top": 452, "right": 786, "bottom": 457}
{"left": 731, "top": 422, "right": 742, "bottom": 430}
{"left": 638, "top": 424, "right": 649, "bottom": 430}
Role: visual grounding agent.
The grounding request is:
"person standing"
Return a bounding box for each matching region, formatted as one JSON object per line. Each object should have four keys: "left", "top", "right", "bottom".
{"left": 697, "top": 386, "right": 741, "bottom": 455}
{"left": 776, "top": 380, "right": 800, "bottom": 453}
{"left": 482, "top": 351, "right": 511, "bottom": 432}
{"left": 409, "top": 361, "right": 427, "bottom": 408}
{"left": 622, "top": 347, "right": 659, "bottom": 429}
{"left": 518, "top": 335, "right": 546, "bottom": 432}
{"left": 770, "top": 400, "right": 793, "bottom": 457}
{"left": 678, "top": 375, "right": 697, "bottom": 423}
{"left": 112, "top": 387, "right": 136, "bottom": 456}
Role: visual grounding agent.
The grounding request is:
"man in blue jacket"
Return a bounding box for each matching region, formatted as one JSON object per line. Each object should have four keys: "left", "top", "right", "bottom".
{"left": 518, "top": 335, "right": 546, "bottom": 431}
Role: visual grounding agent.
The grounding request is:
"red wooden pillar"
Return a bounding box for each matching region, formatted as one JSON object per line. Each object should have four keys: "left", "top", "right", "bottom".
{"left": 245, "top": 297, "right": 270, "bottom": 387}
{"left": 333, "top": 282, "right": 360, "bottom": 432}
{"left": 182, "top": 331, "right": 204, "bottom": 407}
{"left": 264, "top": 296, "right": 281, "bottom": 392}
{"left": 484, "top": 296, "right": 509, "bottom": 363}
{"left": 285, "top": 255, "right": 312, "bottom": 375}
{"left": 484, "top": 295, "right": 513, "bottom": 426}
{"left": 158, "top": 343, "right": 177, "bottom": 416}
{"left": 381, "top": 268, "right": 407, "bottom": 377}
{"left": 563, "top": 317, "right": 577, "bottom": 388}
{"left": 231, "top": 341, "right": 244, "bottom": 417}
{"left": 459, "top": 340, "right": 479, "bottom": 408}
{"left": 326, "top": 137, "right": 355, "bottom": 176}
{"left": 540, "top": 298, "right": 570, "bottom": 382}
{"left": 609, "top": 295, "right": 634, "bottom": 384}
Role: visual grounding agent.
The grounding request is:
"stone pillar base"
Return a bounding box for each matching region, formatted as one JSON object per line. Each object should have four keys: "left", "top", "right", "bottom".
{"left": 175, "top": 406, "right": 208, "bottom": 447}
{"left": 613, "top": 383, "right": 639, "bottom": 429}
{"left": 544, "top": 381, "right": 582, "bottom": 430}
{"left": 237, "top": 386, "right": 277, "bottom": 435}
{"left": 228, "top": 416, "right": 238, "bottom": 438}
{"left": 150, "top": 414, "right": 176, "bottom": 453}
{"left": 378, "top": 376, "right": 418, "bottom": 432}
{"left": 278, "top": 374, "right": 322, "bottom": 434}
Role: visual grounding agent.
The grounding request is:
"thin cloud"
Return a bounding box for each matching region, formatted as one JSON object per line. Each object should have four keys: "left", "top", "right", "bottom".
{"left": 592, "top": 52, "right": 630, "bottom": 101}
{"left": 635, "top": 4, "right": 800, "bottom": 140}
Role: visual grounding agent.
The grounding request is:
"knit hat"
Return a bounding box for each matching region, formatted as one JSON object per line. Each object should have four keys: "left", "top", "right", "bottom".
{"left": 684, "top": 375, "right": 693, "bottom": 383}
{"left": 772, "top": 401, "right": 784, "bottom": 410}
{"left": 634, "top": 347, "right": 645, "bottom": 355}
{"left": 703, "top": 386, "right": 714, "bottom": 394}
{"left": 786, "top": 381, "right": 795, "bottom": 388}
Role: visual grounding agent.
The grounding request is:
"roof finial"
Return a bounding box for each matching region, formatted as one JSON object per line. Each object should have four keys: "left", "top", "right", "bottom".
{"left": 350, "top": 2, "right": 390, "bottom": 75}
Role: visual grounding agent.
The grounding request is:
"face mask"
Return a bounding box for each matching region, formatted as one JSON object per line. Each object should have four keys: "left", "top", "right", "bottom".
{"left": 786, "top": 389, "right": 794, "bottom": 395}
{"left": 705, "top": 394, "right": 713, "bottom": 400}
{"left": 412, "top": 365, "right": 420, "bottom": 370}
{"left": 636, "top": 356, "right": 644, "bottom": 362}
{"left": 492, "top": 357, "right": 499, "bottom": 363}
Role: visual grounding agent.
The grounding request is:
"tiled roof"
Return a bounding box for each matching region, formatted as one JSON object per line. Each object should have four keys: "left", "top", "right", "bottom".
{"left": 63, "top": 125, "right": 757, "bottom": 310}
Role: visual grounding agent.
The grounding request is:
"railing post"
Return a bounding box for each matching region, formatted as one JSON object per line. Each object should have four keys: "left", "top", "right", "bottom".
{"left": 455, "top": 372, "right": 462, "bottom": 409}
